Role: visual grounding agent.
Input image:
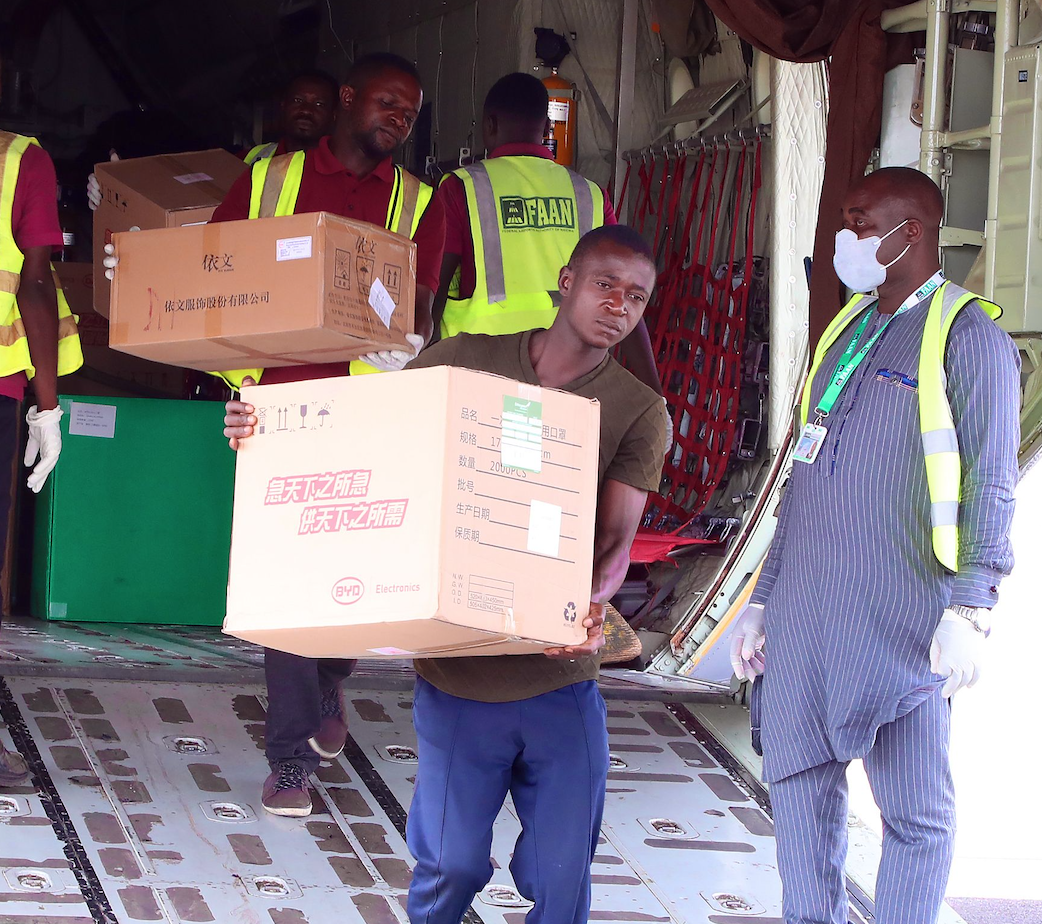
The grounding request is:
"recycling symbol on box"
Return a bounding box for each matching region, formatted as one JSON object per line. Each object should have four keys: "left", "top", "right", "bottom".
{"left": 563, "top": 602, "right": 577, "bottom": 623}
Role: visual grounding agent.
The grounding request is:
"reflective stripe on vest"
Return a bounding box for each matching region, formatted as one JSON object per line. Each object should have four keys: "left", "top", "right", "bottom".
{"left": 215, "top": 152, "right": 433, "bottom": 388}
{"left": 244, "top": 141, "right": 279, "bottom": 166}
{"left": 0, "top": 131, "right": 83, "bottom": 380}
{"left": 440, "top": 156, "right": 603, "bottom": 339}
{"left": 800, "top": 280, "right": 1002, "bottom": 572}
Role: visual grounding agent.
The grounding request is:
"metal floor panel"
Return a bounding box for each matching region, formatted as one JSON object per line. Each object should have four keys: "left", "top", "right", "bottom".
{"left": 0, "top": 676, "right": 827, "bottom": 924}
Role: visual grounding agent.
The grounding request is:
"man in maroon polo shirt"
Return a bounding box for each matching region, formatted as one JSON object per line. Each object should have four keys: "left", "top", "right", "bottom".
{"left": 239, "top": 70, "right": 339, "bottom": 165}
{"left": 433, "top": 72, "right": 661, "bottom": 392}
{"left": 1, "top": 130, "right": 69, "bottom": 783}
{"left": 213, "top": 53, "right": 446, "bottom": 816}
{"left": 87, "top": 71, "right": 339, "bottom": 209}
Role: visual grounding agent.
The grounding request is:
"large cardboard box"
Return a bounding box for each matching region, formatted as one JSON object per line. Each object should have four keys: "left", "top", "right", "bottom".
{"left": 93, "top": 149, "right": 247, "bottom": 317}
{"left": 32, "top": 396, "right": 234, "bottom": 625}
{"left": 224, "top": 367, "right": 598, "bottom": 658}
{"left": 56, "top": 263, "right": 186, "bottom": 398}
{"left": 108, "top": 212, "right": 417, "bottom": 372}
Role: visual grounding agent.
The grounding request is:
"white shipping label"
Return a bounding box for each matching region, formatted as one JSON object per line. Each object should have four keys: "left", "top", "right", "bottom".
{"left": 526, "top": 499, "right": 562, "bottom": 558}
{"left": 68, "top": 402, "right": 117, "bottom": 439}
{"left": 368, "top": 646, "right": 415, "bottom": 657}
{"left": 368, "top": 277, "right": 397, "bottom": 329}
{"left": 547, "top": 99, "right": 569, "bottom": 122}
{"left": 173, "top": 172, "right": 214, "bottom": 185}
{"left": 276, "top": 236, "right": 313, "bottom": 261}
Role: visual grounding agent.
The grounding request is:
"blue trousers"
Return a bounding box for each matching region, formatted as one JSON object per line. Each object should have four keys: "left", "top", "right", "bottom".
{"left": 406, "top": 677, "right": 609, "bottom": 924}
{"left": 769, "top": 691, "right": 955, "bottom": 924}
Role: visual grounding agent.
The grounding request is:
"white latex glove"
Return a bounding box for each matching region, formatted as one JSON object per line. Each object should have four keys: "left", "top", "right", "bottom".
{"left": 103, "top": 231, "right": 139, "bottom": 281}
{"left": 930, "top": 610, "right": 985, "bottom": 698}
{"left": 729, "top": 602, "right": 766, "bottom": 682}
{"left": 24, "top": 406, "right": 63, "bottom": 493}
{"left": 358, "top": 333, "right": 425, "bottom": 372}
{"left": 662, "top": 397, "right": 674, "bottom": 455}
{"left": 87, "top": 150, "right": 118, "bottom": 211}
{"left": 87, "top": 173, "right": 102, "bottom": 210}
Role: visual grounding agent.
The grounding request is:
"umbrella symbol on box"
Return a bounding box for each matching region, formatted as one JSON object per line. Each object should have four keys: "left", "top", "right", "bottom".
{"left": 318, "top": 404, "right": 331, "bottom": 427}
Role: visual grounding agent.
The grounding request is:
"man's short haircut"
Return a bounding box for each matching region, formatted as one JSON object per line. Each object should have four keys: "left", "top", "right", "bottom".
{"left": 484, "top": 72, "right": 549, "bottom": 126}
{"left": 345, "top": 53, "right": 421, "bottom": 91}
{"left": 568, "top": 225, "right": 656, "bottom": 273}
{"left": 286, "top": 69, "right": 340, "bottom": 99}
{"left": 866, "top": 166, "right": 944, "bottom": 226}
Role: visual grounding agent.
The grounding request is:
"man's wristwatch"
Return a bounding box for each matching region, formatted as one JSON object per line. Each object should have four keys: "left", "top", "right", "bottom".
{"left": 948, "top": 604, "right": 991, "bottom": 635}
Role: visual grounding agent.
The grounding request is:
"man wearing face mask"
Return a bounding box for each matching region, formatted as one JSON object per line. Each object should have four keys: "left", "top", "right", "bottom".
{"left": 729, "top": 167, "right": 1020, "bottom": 924}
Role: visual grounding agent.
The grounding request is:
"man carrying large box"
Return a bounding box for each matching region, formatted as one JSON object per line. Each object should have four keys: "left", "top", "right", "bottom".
{"left": 107, "top": 52, "right": 447, "bottom": 818}
{"left": 225, "top": 224, "right": 667, "bottom": 922}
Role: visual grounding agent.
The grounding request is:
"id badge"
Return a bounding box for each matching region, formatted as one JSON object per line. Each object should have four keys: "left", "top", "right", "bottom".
{"left": 793, "top": 422, "right": 827, "bottom": 464}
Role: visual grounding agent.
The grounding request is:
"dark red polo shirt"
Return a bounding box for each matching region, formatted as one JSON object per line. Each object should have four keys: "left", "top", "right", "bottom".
{"left": 3, "top": 143, "right": 64, "bottom": 401}
{"left": 435, "top": 143, "right": 616, "bottom": 300}
{"left": 211, "top": 135, "right": 446, "bottom": 383}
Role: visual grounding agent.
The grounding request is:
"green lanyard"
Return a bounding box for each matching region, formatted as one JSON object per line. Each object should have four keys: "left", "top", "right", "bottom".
{"left": 814, "top": 273, "right": 944, "bottom": 420}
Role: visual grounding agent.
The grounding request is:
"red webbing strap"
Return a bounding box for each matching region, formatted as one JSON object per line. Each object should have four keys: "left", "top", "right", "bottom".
{"left": 648, "top": 145, "right": 716, "bottom": 364}
{"left": 656, "top": 151, "right": 688, "bottom": 267}
{"left": 641, "top": 138, "right": 762, "bottom": 535}
{"left": 633, "top": 159, "right": 649, "bottom": 232}
{"left": 650, "top": 152, "right": 673, "bottom": 256}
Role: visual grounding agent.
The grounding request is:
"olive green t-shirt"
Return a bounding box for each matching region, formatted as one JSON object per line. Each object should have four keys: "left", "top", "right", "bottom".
{"left": 406, "top": 330, "right": 667, "bottom": 702}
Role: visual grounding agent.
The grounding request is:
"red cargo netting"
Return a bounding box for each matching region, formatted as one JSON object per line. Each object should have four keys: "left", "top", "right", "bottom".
{"left": 618, "top": 138, "right": 763, "bottom": 564}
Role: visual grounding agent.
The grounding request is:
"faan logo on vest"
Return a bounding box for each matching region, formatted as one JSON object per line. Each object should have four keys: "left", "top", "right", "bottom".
{"left": 499, "top": 196, "right": 576, "bottom": 231}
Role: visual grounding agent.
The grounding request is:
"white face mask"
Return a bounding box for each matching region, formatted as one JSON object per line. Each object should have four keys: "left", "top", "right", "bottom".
{"left": 832, "top": 219, "right": 910, "bottom": 293}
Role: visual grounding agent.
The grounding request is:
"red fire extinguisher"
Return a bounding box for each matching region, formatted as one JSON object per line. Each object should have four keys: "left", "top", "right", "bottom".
{"left": 542, "top": 67, "right": 577, "bottom": 167}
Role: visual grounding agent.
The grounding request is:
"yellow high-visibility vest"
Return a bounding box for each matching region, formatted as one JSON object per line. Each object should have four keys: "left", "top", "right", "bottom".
{"left": 0, "top": 131, "right": 82, "bottom": 381}
{"left": 216, "top": 149, "right": 433, "bottom": 389}
{"left": 244, "top": 141, "right": 280, "bottom": 166}
{"left": 440, "top": 155, "right": 604, "bottom": 339}
{"left": 800, "top": 280, "right": 1002, "bottom": 572}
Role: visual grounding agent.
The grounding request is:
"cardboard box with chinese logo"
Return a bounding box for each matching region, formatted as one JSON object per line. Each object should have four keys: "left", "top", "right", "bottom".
{"left": 55, "top": 263, "right": 186, "bottom": 398}
{"left": 107, "top": 211, "right": 416, "bottom": 372}
{"left": 93, "top": 149, "right": 247, "bottom": 317}
{"left": 223, "top": 366, "right": 599, "bottom": 658}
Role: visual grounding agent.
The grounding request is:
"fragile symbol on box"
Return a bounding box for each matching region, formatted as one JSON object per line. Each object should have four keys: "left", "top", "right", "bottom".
{"left": 254, "top": 401, "right": 333, "bottom": 435}
{"left": 382, "top": 263, "right": 402, "bottom": 301}
{"left": 333, "top": 249, "right": 352, "bottom": 290}
{"left": 356, "top": 255, "right": 375, "bottom": 296}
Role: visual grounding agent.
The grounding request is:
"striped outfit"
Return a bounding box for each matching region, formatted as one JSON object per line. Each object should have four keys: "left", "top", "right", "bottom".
{"left": 750, "top": 291, "right": 1020, "bottom": 923}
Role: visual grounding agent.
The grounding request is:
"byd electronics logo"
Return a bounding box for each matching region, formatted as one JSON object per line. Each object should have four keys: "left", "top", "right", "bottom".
{"left": 332, "top": 578, "right": 365, "bottom": 605}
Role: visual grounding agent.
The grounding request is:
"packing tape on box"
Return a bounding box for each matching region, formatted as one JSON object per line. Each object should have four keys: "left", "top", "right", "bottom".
{"left": 210, "top": 338, "right": 316, "bottom": 365}
{"left": 202, "top": 223, "right": 226, "bottom": 340}
{"left": 110, "top": 320, "right": 131, "bottom": 346}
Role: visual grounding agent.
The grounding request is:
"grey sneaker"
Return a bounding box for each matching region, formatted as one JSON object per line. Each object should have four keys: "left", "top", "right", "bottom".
{"left": 261, "top": 762, "right": 311, "bottom": 817}
{"left": 0, "top": 744, "right": 29, "bottom": 786}
{"left": 308, "top": 687, "right": 348, "bottom": 760}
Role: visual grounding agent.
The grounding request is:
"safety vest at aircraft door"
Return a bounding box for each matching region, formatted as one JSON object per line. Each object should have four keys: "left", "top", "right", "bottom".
{"left": 800, "top": 280, "right": 1002, "bottom": 572}
{"left": 215, "top": 149, "right": 433, "bottom": 388}
{"left": 440, "top": 156, "right": 603, "bottom": 339}
{"left": 0, "top": 132, "right": 83, "bottom": 380}
{"left": 244, "top": 142, "right": 280, "bottom": 166}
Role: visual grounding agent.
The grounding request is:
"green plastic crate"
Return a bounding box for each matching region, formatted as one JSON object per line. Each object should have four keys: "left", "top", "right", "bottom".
{"left": 32, "top": 396, "right": 234, "bottom": 625}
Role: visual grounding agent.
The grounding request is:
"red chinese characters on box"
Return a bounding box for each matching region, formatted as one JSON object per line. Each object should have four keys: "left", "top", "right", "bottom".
{"left": 223, "top": 367, "right": 601, "bottom": 660}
